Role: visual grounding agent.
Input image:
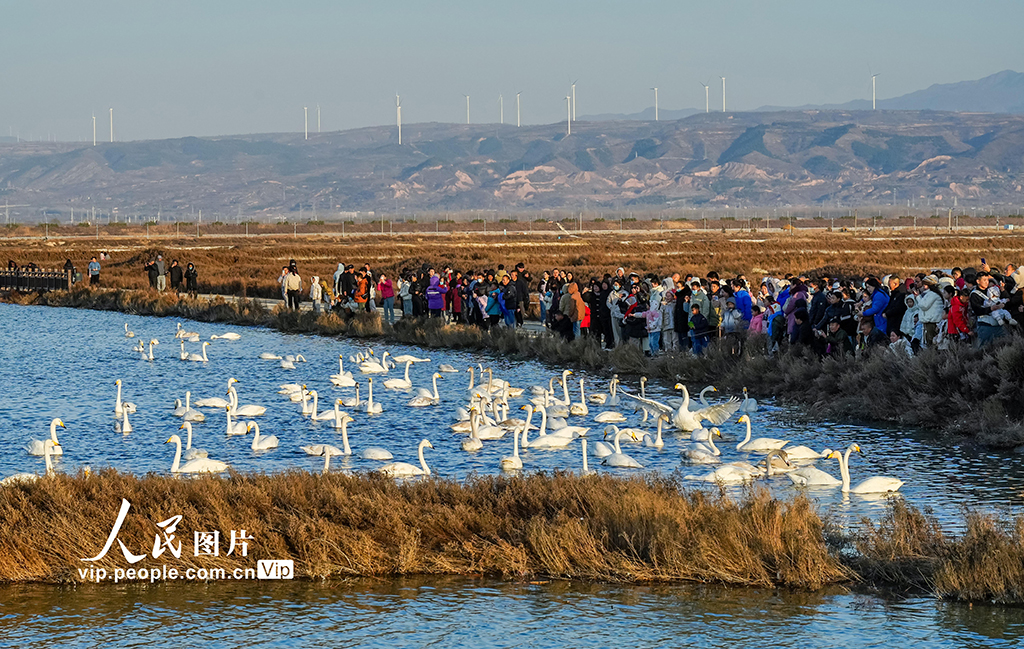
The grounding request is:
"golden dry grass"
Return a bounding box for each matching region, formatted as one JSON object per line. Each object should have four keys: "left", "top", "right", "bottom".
{"left": 0, "top": 471, "right": 849, "bottom": 588}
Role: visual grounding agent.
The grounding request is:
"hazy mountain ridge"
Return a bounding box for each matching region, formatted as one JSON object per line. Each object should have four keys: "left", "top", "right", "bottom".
{"left": 1, "top": 109, "right": 1023, "bottom": 218}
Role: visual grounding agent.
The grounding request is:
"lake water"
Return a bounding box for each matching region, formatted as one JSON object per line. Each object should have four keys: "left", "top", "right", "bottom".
{"left": 2, "top": 302, "right": 1024, "bottom": 647}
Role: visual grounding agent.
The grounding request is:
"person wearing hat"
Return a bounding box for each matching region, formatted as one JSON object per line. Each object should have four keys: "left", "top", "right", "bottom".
{"left": 917, "top": 275, "right": 944, "bottom": 347}
{"left": 155, "top": 255, "right": 167, "bottom": 291}
{"left": 970, "top": 272, "right": 1007, "bottom": 346}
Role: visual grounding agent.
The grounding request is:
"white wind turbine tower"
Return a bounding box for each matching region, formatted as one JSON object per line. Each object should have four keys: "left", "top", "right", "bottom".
{"left": 499, "top": 94, "right": 503, "bottom": 125}
{"left": 872, "top": 73, "right": 880, "bottom": 110}
{"left": 720, "top": 77, "right": 726, "bottom": 112}
{"left": 303, "top": 106, "right": 308, "bottom": 140}
{"left": 396, "top": 94, "right": 402, "bottom": 144}
{"left": 700, "top": 81, "right": 710, "bottom": 113}
{"left": 565, "top": 96, "right": 571, "bottom": 136}
{"left": 571, "top": 79, "right": 578, "bottom": 121}
{"left": 109, "top": 108, "right": 113, "bottom": 142}
{"left": 92, "top": 113, "right": 96, "bottom": 146}
{"left": 464, "top": 95, "right": 470, "bottom": 124}
{"left": 317, "top": 103, "right": 321, "bottom": 133}
{"left": 516, "top": 92, "right": 521, "bottom": 127}
{"left": 651, "top": 87, "right": 659, "bottom": 121}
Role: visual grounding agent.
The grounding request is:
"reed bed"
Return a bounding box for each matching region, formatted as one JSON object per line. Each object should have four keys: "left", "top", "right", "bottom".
{"left": 3, "top": 472, "right": 1023, "bottom": 603}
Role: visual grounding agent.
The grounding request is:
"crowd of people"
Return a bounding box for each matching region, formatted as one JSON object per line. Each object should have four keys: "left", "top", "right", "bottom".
{"left": 140, "top": 254, "right": 198, "bottom": 297}
{"left": 286, "top": 256, "right": 1024, "bottom": 358}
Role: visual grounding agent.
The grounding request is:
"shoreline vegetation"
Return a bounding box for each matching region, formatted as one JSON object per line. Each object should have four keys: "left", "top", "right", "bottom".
{"left": 1, "top": 471, "right": 1022, "bottom": 604}
{"left": 6, "top": 285, "right": 1024, "bottom": 446}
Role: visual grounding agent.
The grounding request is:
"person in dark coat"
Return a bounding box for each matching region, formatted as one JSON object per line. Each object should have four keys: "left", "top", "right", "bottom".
{"left": 883, "top": 276, "right": 907, "bottom": 337}
{"left": 144, "top": 259, "right": 158, "bottom": 289}
{"left": 184, "top": 263, "right": 198, "bottom": 298}
{"left": 169, "top": 260, "right": 184, "bottom": 292}
{"left": 791, "top": 309, "right": 814, "bottom": 346}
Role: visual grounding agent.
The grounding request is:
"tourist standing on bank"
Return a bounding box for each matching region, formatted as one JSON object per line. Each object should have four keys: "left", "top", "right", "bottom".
{"left": 184, "top": 263, "right": 198, "bottom": 298}
{"left": 377, "top": 272, "right": 396, "bottom": 325}
{"left": 169, "top": 259, "right": 183, "bottom": 293}
{"left": 88, "top": 256, "right": 101, "bottom": 285}
{"left": 285, "top": 267, "right": 302, "bottom": 310}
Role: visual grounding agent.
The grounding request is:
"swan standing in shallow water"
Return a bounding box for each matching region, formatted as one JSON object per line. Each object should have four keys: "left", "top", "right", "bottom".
{"left": 4, "top": 440, "right": 59, "bottom": 485}
{"left": 178, "top": 422, "right": 208, "bottom": 460}
{"left": 27, "top": 419, "right": 65, "bottom": 456}
{"left": 378, "top": 439, "right": 433, "bottom": 477}
{"left": 832, "top": 444, "right": 905, "bottom": 494}
{"left": 247, "top": 421, "right": 279, "bottom": 451}
{"left": 601, "top": 427, "right": 643, "bottom": 468}
{"left": 166, "top": 435, "right": 229, "bottom": 473}
{"left": 735, "top": 414, "right": 788, "bottom": 452}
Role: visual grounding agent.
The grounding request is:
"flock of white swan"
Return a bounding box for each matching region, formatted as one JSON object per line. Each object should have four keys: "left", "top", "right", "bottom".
{"left": 3, "top": 320, "right": 904, "bottom": 495}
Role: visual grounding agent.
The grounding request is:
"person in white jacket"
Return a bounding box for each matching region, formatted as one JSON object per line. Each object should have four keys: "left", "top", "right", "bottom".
{"left": 309, "top": 276, "right": 323, "bottom": 314}
{"left": 916, "top": 276, "right": 945, "bottom": 347}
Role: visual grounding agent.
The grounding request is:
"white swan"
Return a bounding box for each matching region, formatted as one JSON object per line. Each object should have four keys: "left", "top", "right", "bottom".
{"left": 569, "top": 378, "right": 590, "bottom": 416}
{"left": 735, "top": 414, "right": 788, "bottom": 453}
{"left": 642, "top": 415, "right": 666, "bottom": 449}
{"left": 360, "top": 445, "right": 394, "bottom": 461}
{"left": 227, "top": 379, "right": 267, "bottom": 417}
{"left": 499, "top": 429, "right": 524, "bottom": 471}
{"left": 116, "top": 408, "right": 133, "bottom": 434}
{"left": 668, "top": 385, "right": 717, "bottom": 409}
{"left": 468, "top": 408, "right": 506, "bottom": 440}
{"left": 601, "top": 427, "right": 643, "bottom": 468}
{"left": 27, "top": 418, "right": 65, "bottom": 456}
{"left": 409, "top": 373, "right": 443, "bottom": 407}
{"left": 175, "top": 323, "right": 200, "bottom": 339}
{"left": 187, "top": 342, "right": 211, "bottom": 362}
{"left": 132, "top": 339, "right": 145, "bottom": 354}
{"left": 392, "top": 354, "right": 430, "bottom": 364}
{"left": 383, "top": 361, "right": 414, "bottom": 390}
{"left": 247, "top": 421, "right": 279, "bottom": 451}
{"left": 832, "top": 444, "right": 905, "bottom": 494}
{"left": 339, "top": 384, "right": 362, "bottom": 408}
{"left": 141, "top": 339, "right": 159, "bottom": 361}
{"left": 114, "top": 379, "right": 137, "bottom": 417}
{"left": 224, "top": 406, "right": 247, "bottom": 435}
{"left": 378, "top": 439, "right": 433, "bottom": 477}
{"left": 174, "top": 392, "right": 204, "bottom": 420}
{"left": 325, "top": 400, "right": 352, "bottom": 428}
{"left": 591, "top": 426, "right": 617, "bottom": 458}
{"left": 363, "top": 378, "right": 383, "bottom": 414}
{"left": 524, "top": 406, "right": 577, "bottom": 449}
{"left": 594, "top": 410, "right": 627, "bottom": 423}
{"left": 621, "top": 383, "right": 740, "bottom": 432}
{"left": 330, "top": 355, "right": 356, "bottom": 387}
{"left": 4, "top": 439, "right": 59, "bottom": 485}
{"left": 588, "top": 376, "right": 619, "bottom": 405}
{"left": 438, "top": 364, "right": 459, "bottom": 373}
{"left": 178, "top": 422, "right": 208, "bottom": 460}
{"left": 462, "top": 412, "right": 484, "bottom": 452}
{"left": 166, "top": 434, "right": 229, "bottom": 474}
{"left": 688, "top": 450, "right": 791, "bottom": 484}
{"left": 333, "top": 412, "right": 355, "bottom": 451}
{"left": 124, "top": 323, "right": 135, "bottom": 338}
{"left": 179, "top": 341, "right": 189, "bottom": 360}
{"left": 211, "top": 332, "right": 241, "bottom": 340}
{"left": 299, "top": 388, "right": 318, "bottom": 416}
{"left": 359, "top": 351, "right": 392, "bottom": 374}
{"left": 738, "top": 387, "right": 759, "bottom": 413}
{"left": 280, "top": 358, "right": 296, "bottom": 370}
{"left": 787, "top": 464, "right": 842, "bottom": 487}
{"left": 301, "top": 443, "right": 345, "bottom": 457}
{"left": 682, "top": 429, "right": 722, "bottom": 463}
{"left": 781, "top": 445, "right": 833, "bottom": 461}
{"left": 259, "top": 352, "right": 283, "bottom": 360}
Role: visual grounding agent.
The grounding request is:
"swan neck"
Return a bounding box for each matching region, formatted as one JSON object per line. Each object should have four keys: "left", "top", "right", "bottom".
{"left": 171, "top": 437, "right": 182, "bottom": 472}
{"left": 432, "top": 374, "right": 439, "bottom": 399}
{"left": 613, "top": 428, "right": 624, "bottom": 453}
{"left": 737, "top": 419, "right": 752, "bottom": 450}
{"left": 44, "top": 444, "right": 54, "bottom": 475}
{"left": 323, "top": 452, "right": 331, "bottom": 474}
{"left": 185, "top": 424, "right": 193, "bottom": 449}
{"left": 838, "top": 449, "right": 851, "bottom": 491}
{"left": 581, "top": 439, "right": 589, "bottom": 473}
{"left": 419, "top": 442, "right": 430, "bottom": 474}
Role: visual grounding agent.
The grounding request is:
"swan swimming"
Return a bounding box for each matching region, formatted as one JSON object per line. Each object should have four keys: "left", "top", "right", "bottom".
{"left": 27, "top": 418, "right": 65, "bottom": 456}
{"left": 4, "top": 439, "right": 59, "bottom": 485}
{"left": 499, "top": 429, "right": 523, "bottom": 471}
{"left": 735, "top": 414, "right": 788, "bottom": 453}
{"left": 247, "top": 421, "right": 279, "bottom": 451}
{"left": 178, "top": 422, "right": 208, "bottom": 460}
{"left": 211, "top": 332, "right": 241, "bottom": 340}
{"left": 227, "top": 378, "right": 266, "bottom": 417}
{"left": 408, "top": 373, "right": 442, "bottom": 407}
{"left": 114, "top": 379, "right": 137, "bottom": 417}
{"left": 166, "top": 435, "right": 229, "bottom": 474}
{"left": 186, "top": 342, "right": 211, "bottom": 362}
{"left": 378, "top": 439, "right": 433, "bottom": 477}
{"left": 123, "top": 323, "right": 135, "bottom": 338}
{"left": 601, "top": 427, "right": 642, "bottom": 468}
{"left": 831, "top": 444, "right": 905, "bottom": 494}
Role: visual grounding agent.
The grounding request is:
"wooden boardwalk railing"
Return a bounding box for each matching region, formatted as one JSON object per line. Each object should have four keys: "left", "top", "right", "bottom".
{"left": 0, "top": 269, "right": 73, "bottom": 292}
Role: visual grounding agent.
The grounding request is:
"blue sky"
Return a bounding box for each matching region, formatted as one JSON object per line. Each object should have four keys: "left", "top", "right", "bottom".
{"left": 2, "top": 0, "right": 1022, "bottom": 141}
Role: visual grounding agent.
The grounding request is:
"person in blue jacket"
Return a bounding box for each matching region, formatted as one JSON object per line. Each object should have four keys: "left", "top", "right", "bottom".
{"left": 731, "top": 279, "right": 752, "bottom": 323}
{"left": 861, "top": 277, "right": 890, "bottom": 332}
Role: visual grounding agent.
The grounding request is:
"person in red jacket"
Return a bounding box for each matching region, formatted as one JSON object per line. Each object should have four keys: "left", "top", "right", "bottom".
{"left": 945, "top": 286, "right": 971, "bottom": 342}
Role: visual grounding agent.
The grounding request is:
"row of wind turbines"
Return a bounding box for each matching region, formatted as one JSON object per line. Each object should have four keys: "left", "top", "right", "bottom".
{"left": 83, "top": 75, "right": 884, "bottom": 146}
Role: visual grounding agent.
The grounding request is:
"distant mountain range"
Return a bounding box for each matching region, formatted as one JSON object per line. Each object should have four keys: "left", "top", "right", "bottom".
{"left": 2, "top": 108, "right": 1024, "bottom": 218}
{"left": 583, "top": 70, "right": 1024, "bottom": 121}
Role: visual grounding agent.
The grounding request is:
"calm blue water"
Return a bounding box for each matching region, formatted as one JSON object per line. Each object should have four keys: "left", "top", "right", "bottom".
{"left": 3, "top": 302, "right": 1024, "bottom": 647}
{"left": 1, "top": 578, "right": 1022, "bottom": 648}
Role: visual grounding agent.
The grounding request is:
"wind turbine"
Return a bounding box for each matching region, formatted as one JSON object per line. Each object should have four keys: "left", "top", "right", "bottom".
{"left": 109, "top": 108, "right": 113, "bottom": 142}
{"left": 571, "top": 79, "right": 578, "bottom": 121}
{"left": 872, "top": 73, "right": 880, "bottom": 110}
{"left": 565, "top": 96, "right": 571, "bottom": 136}
{"left": 499, "top": 94, "right": 503, "bottom": 125}
{"left": 317, "top": 103, "right": 321, "bottom": 133}
{"left": 516, "top": 91, "right": 521, "bottom": 127}
{"left": 700, "top": 81, "right": 710, "bottom": 113}
{"left": 396, "top": 94, "right": 402, "bottom": 145}
{"left": 651, "top": 87, "right": 659, "bottom": 121}
{"left": 464, "top": 95, "right": 470, "bottom": 124}
{"left": 304, "top": 106, "right": 308, "bottom": 140}
{"left": 720, "top": 77, "right": 726, "bottom": 113}
{"left": 92, "top": 113, "right": 96, "bottom": 146}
